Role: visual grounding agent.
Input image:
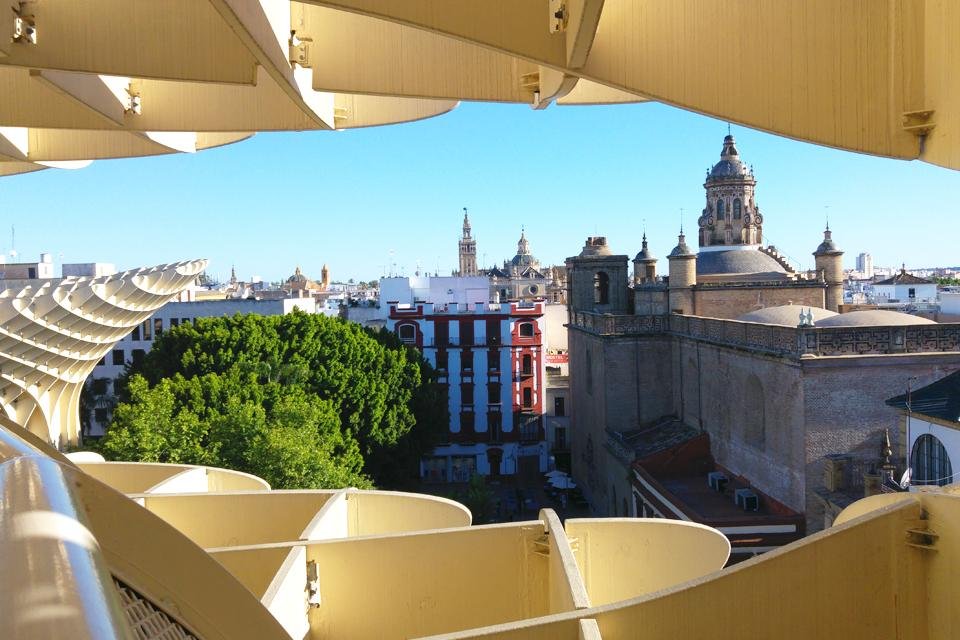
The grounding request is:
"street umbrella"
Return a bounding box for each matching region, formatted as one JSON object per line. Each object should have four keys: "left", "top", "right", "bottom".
{"left": 550, "top": 476, "right": 577, "bottom": 490}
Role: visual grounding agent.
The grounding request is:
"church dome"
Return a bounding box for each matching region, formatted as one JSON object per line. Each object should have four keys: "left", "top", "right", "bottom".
{"left": 814, "top": 310, "right": 936, "bottom": 327}
{"left": 510, "top": 229, "right": 538, "bottom": 267}
{"left": 707, "top": 135, "right": 753, "bottom": 181}
{"left": 737, "top": 305, "right": 838, "bottom": 327}
{"left": 696, "top": 248, "right": 786, "bottom": 275}
{"left": 511, "top": 253, "right": 537, "bottom": 267}
{"left": 286, "top": 266, "right": 307, "bottom": 283}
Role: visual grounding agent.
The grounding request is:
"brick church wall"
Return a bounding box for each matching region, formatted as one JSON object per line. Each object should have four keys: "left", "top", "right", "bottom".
{"left": 692, "top": 284, "right": 826, "bottom": 320}
{"left": 673, "top": 338, "right": 807, "bottom": 514}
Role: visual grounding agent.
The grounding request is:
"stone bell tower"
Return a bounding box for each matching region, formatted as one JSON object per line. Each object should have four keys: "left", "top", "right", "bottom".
{"left": 458, "top": 208, "right": 478, "bottom": 276}
{"left": 698, "top": 134, "right": 762, "bottom": 248}
{"left": 565, "top": 237, "right": 629, "bottom": 315}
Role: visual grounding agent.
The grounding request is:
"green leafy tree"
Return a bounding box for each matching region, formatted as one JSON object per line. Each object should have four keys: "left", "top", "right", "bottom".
{"left": 102, "top": 312, "right": 445, "bottom": 488}
{"left": 247, "top": 393, "right": 368, "bottom": 489}
{"left": 102, "top": 375, "right": 212, "bottom": 465}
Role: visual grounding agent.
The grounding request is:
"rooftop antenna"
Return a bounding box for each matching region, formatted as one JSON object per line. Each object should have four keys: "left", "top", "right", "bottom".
{"left": 727, "top": 122, "right": 732, "bottom": 136}
{"left": 9, "top": 225, "right": 16, "bottom": 260}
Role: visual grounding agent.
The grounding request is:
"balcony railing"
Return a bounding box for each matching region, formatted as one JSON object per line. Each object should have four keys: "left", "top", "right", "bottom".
{"left": 519, "top": 426, "right": 541, "bottom": 443}
{"left": 430, "top": 336, "right": 504, "bottom": 347}
{"left": 569, "top": 311, "right": 960, "bottom": 359}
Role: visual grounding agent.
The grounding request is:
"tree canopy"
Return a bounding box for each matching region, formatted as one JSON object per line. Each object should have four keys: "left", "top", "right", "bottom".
{"left": 100, "top": 312, "right": 446, "bottom": 489}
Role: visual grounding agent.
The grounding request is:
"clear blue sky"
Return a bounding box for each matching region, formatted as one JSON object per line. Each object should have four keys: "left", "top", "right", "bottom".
{"left": 2, "top": 101, "right": 957, "bottom": 283}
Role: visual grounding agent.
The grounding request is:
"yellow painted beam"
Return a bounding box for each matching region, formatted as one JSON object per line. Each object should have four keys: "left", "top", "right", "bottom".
{"left": 579, "top": 0, "right": 920, "bottom": 161}
{"left": 557, "top": 79, "right": 648, "bottom": 105}
{"left": 302, "top": 0, "right": 958, "bottom": 167}
{"left": 296, "top": 4, "right": 539, "bottom": 103}
{"left": 333, "top": 94, "right": 459, "bottom": 129}
{"left": 296, "top": 0, "right": 567, "bottom": 68}
{"left": 0, "top": 0, "right": 258, "bottom": 84}
{"left": 24, "top": 128, "right": 172, "bottom": 161}
{"left": 564, "top": 0, "right": 605, "bottom": 68}
{"left": 210, "top": 0, "right": 334, "bottom": 129}
{"left": 920, "top": 0, "right": 960, "bottom": 170}
{"left": 0, "top": 161, "right": 46, "bottom": 177}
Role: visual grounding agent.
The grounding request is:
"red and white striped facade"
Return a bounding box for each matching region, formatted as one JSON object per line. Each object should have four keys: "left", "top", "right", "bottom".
{"left": 387, "top": 299, "right": 547, "bottom": 481}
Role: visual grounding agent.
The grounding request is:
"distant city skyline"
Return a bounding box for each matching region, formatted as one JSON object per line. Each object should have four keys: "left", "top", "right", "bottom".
{"left": 1, "top": 101, "right": 957, "bottom": 283}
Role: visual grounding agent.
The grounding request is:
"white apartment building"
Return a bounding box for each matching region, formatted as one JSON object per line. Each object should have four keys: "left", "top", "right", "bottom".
{"left": 873, "top": 268, "right": 939, "bottom": 303}
{"left": 383, "top": 276, "right": 548, "bottom": 481}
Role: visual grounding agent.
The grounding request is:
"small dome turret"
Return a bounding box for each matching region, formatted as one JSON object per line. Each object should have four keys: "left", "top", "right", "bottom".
{"left": 813, "top": 226, "right": 842, "bottom": 256}
{"left": 634, "top": 233, "right": 656, "bottom": 263}
{"left": 668, "top": 232, "right": 695, "bottom": 258}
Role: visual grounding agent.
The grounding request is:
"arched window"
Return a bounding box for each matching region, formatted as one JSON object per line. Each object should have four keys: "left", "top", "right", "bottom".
{"left": 397, "top": 324, "right": 416, "bottom": 344}
{"left": 912, "top": 434, "right": 953, "bottom": 486}
{"left": 594, "top": 272, "right": 610, "bottom": 305}
{"left": 733, "top": 198, "right": 742, "bottom": 219}
{"left": 717, "top": 199, "right": 725, "bottom": 219}
{"left": 519, "top": 322, "right": 534, "bottom": 337}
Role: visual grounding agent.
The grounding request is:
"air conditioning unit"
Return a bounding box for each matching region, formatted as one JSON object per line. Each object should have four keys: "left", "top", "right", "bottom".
{"left": 735, "top": 488, "right": 759, "bottom": 512}
{"left": 707, "top": 471, "right": 728, "bottom": 493}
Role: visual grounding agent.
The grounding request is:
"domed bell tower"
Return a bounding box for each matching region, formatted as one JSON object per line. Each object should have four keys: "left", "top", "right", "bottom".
{"left": 698, "top": 135, "right": 762, "bottom": 249}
